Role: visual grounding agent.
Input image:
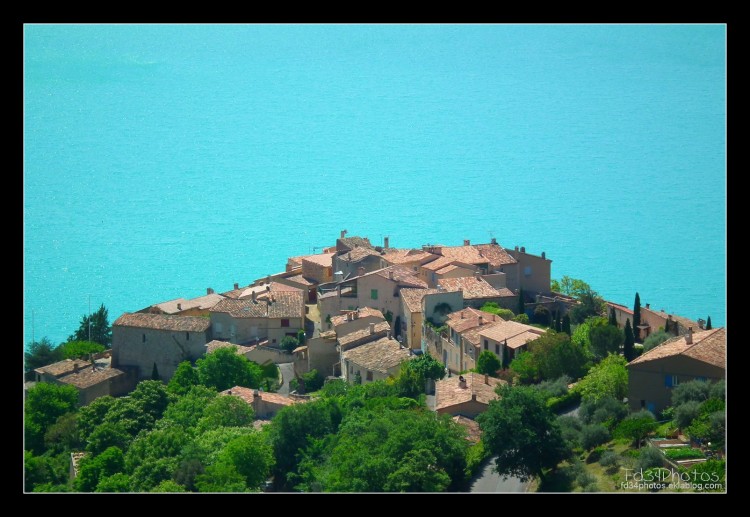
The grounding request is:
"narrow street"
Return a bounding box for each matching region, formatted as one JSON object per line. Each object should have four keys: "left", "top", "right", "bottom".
{"left": 277, "top": 362, "right": 295, "bottom": 395}
{"left": 470, "top": 459, "right": 528, "bottom": 493}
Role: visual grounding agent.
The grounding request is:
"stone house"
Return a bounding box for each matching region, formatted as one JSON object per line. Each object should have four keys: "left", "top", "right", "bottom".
{"left": 434, "top": 372, "right": 506, "bottom": 419}
{"left": 33, "top": 355, "right": 133, "bottom": 405}
{"left": 112, "top": 313, "right": 212, "bottom": 381}
{"left": 626, "top": 327, "right": 725, "bottom": 414}
{"left": 438, "top": 274, "right": 517, "bottom": 311}
{"left": 139, "top": 289, "right": 226, "bottom": 316}
{"left": 341, "top": 335, "right": 413, "bottom": 384}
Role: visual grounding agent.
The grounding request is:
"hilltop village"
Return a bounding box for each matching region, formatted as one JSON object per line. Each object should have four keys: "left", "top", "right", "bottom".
{"left": 26, "top": 231, "right": 726, "bottom": 493}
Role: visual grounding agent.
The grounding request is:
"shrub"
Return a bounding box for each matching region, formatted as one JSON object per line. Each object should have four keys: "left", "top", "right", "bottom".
{"left": 513, "top": 313, "right": 529, "bottom": 324}
{"left": 280, "top": 336, "right": 299, "bottom": 353}
{"left": 536, "top": 375, "right": 571, "bottom": 399}
{"left": 642, "top": 330, "right": 670, "bottom": 352}
{"left": 682, "top": 460, "right": 725, "bottom": 491}
{"left": 709, "top": 380, "right": 725, "bottom": 401}
{"left": 664, "top": 448, "right": 704, "bottom": 461}
{"left": 557, "top": 415, "right": 583, "bottom": 449}
{"left": 581, "top": 424, "right": 610, "bottom": 450}
{"left": 636, "top": 447, "right": 664, "bottom": 470}
{"left": 289, "top": 369, "right": 325, "bottom": 394}
{"left": 579, "top": 395, "right": 628, "bottom": 428}
{"left": 599, "top": 450, "right": 619, "bottom": 468}
{"left": 674, "top": 400, "right": 702, "bottom": 429}
{"left": 533, "top": 305, "right": 552, "bottom": 326}
{"left": 585, "top": 445, "right": 607, "bottom": 464}
{"left": 547, "top": 391, "right": 581, "bottom": 413}
{"left": 671, "top": 380, "right": 710, "bottom": 406}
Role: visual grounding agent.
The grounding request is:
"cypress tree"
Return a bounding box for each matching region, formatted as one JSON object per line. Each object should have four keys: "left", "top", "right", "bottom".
{"left": 624, "top": 319, "right": 635, "bottom": 361}
{"left": 633, "top": 293, "right": 641, "bottom": 342}
{"left": 151, "top": 362, "right": 160, "bottom": 381}
{"left": 562, "top": 314, "right": 571, "bottom": 336}
{"left": 609, "top": 306, "right": 618, "bottom": 327}
{"left": 706, "top": 316, "right": 712, "bottom": 330}
{"left": 502, "top": 339, "right": 510, "bottom": 368}
{"left": 517, "top": 288, "right": 525, "bottom": 317}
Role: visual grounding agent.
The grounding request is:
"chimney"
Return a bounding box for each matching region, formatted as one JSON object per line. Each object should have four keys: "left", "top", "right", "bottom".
{"left": 266, "top": 285, "right": 271, "bottom": 291}
{"left": 464, "top": 239, "right": 470, "bottom": 246}
{"left": 471, "top": 393, "right": 477, "bottom": 401}
{"left": 234, "top": 283, "right": 239, "bottom": 290}
{"left": 437, "top": 283, "right": 444, "bottom": 291}
{"left": 177, "top": 303, "right": 182, "bottom": 311}
{"left": 478, "top": 315, "right": 484, "bottom": 326}
{"left": 251, "top": 290, "right": 257, "bottom": 302}
{"left": 520, "top": 246, "right": 525, "bottom": 253}
{"left": 474, "top": 270, "right": 481, "bottom": 279}
{"left": 491, "top": 237, "right": 497, "bottom": 245}
{"left": 388, "top": 270, "right": 394, "bottom": 281}
{"left": 207, "top": 287, "right": 214, "bottom": 295}
{"left": 458, "top": 375, "right": 467, "bottom": 388}
{"left": 387, "top": 330, "right": 392, "bottom": 340}
{"left": 461, "top": 311, "right": 465, "bottom": 319}
{"left": 369, "top": 322, "right": 376, "bottom": 334}
{"left": 227, "top": 389, "right": 232, "bottom": 396}
{"left": 340, "top": 229, "right": 347, "bottom": 239}
{"left": 353, "top": 309, "right": 359, "bottom": 319}
{"left": 358, "top": 266, "right": 365, "bottom": 277}
{"left": 646, "top": 303, "right": 650, "bottom": 309}
{"left": 484, "top": 374, "right": 489, "bottom": 385}
{"left": 686, "top": 327, "right": 693, "bottom": 345}
{"left": 541, "top": 251, "right": 546, "bottom": 259}
{"left": 384, "top": 236, "right": 390, "bottom": 249}
{"left": 73, "top": 362, "right": 79, "bottom": 374}
{"left": 266, "top": 275, "right": 271, "bottom": 283}
{"left": 253, "top": 389, "right": 259, "bottom": 397}
{"left": 347, "top": 252, "right": 352, "bottom": 260}
{"left": 514, "top": 245, "right": 519, "bottom": 251}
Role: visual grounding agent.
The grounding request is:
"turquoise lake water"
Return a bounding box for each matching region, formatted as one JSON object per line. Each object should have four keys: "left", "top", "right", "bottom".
{"left": 23, "top": 24, "right": 726, "bottom": 347}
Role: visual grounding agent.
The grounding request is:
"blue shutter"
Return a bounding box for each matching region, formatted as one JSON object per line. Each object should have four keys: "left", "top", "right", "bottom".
{"left": 664, "top": 375, "right": 672, "bottom": 387}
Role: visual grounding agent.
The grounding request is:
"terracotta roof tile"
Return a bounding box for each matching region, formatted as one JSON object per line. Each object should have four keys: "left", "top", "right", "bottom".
{"left": 205, "top": 340, "right": 256, "bottom": 355}
{"left": 220, "top": 386, "right": 298, "bottom": 407}
{"left": 381, "top": 248, "right": 436, "bottom": 265}
{"left": 435, "top": 372, "right": 506, "bottom": 411}
{"left": 239, "top": 282, "right": 303, "bottom": 299}
{"left": 35, "top": 358, "right": 92, "bottom": 377}
{"left": 283, "top": 275, "right": 315, "bottom": 287}
{"left": 452, "top": 415, "right": 482, "bottom": 443}
{"left": 59, "top": 366, "right": 126, "bottom": 389}
{"left": 331, "top": 307, "right": 385, "bottom": 327}
{"left": 341, "top": 336, "right": 412, "bottom": 374}
{"left": 338, "top": 236, "right": 374, "bottom": 251}
{"left": 400, "top": 288, "right": 443, "bottom": 314}
{"left": 446, "top": 309, "right": 503, "bottom": 334}
{"left": 337, "top": 321, "right": 391, "bottom": 349}
{"left": 301, "top": 252, "right": 336, "bottom": 267}
{"left": 422, "top": 256, "right": 457, "bottom": 272}
{"left": 338, "top": 247, "right": 382, "bottom": 263}
{"left": 369, "top": 265, "right": 428, "bottom": 288}
{"left": 438, "top": 276, "right": 512, "bottom": 300}
{"left": 210, "top": 292, "right": 303, "bottom": 319}
{"left": 628, "top": 328, "right": 726, "bottom": 369}
{"left": 478, "top": 320, "right": 546, "bottom": 348}
{"left": 114, "top": 313, "right": 211, "bottom": 332}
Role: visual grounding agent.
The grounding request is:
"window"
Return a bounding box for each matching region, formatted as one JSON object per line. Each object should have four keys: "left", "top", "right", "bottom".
{"left": 366, "top": 371, "right": 373, "bottom": 381}
{"left": 214, "top": 322, "right": 223, "bottom": 335}
{"left": 524, "top": 266, "right": 532, "bottom": 277}
{"left": 641, "top": 400, "right": 646, "bottom": 409}
{"left": 272, "top": 339, "right": 277, "bottom": 344}
{"left": 371, "top": 289, "right": 378, "bottom": 300}
{"left": 664, "top": 375, "right": 679, "bottom": 388}
{"left": 186, "top": 332, "right": 190, "bottom": 341}
{"left": 484, "top": 339, "right": 489, "bottom": 351}
{"left": 281, "top": 318, "right": 290, "bottom": 327}
{"left": 495, "top": 344, "right": 500, "bottom": 355}
{"left": 142, "top": 334, "right": 146, "bottom": 343}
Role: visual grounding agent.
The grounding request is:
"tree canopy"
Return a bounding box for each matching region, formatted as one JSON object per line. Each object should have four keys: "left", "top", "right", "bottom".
{"left": 68, "top": 303, "right": 112, "bottom": 347}
{"left": 476, "top": 350, "right": 502, "bottom": 376}
{"left": 477, "top": 385, "right": 570, "bottom": 482}
{"left": 25, "top": 337, "right": 63, "bottom": 372}
{"left": 196, "top": 347, "right": 263, "bottom": 391}
{"left": 574, "top": 354, "right": 628, "bottom": 404}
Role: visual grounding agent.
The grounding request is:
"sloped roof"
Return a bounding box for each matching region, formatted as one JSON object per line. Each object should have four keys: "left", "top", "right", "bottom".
{"left": 59, "top": 366, "right": 126, "bottom": 389}
{"left": 301, "top": 252, "right": 336, "bottom": 267}
{"left": 341, "top": 336, "right": 412, "bottom": 374}
{"left": 337, "top": 321, "right": 391, "bottom": 349}
{"left": 210, "top": 292, "right": 303, "bottom": 319}
{"left": 338, "top": 246, "right": 382, "bottom": 263}
{"left": 239, "top": 282, "right": 303, "bottom": 300}
{"left": 435, "top": 372, "right": 506, "bottom": 411}
{"left": 282, "top": 274, "right": 315, "bottom": 287}
{"left": 151, "top": 293, "right": 226, "bottom": 314}
{"left": 446, "top": 309, "right": 503, "bottom": 334}
{"left": 422, "top": 256, "right": 458, "bottom": 272}
{"left": 369, "top": 265, "right": 428, "bottom": 288}
{"left": 220, "top": 386, "right": 298, "bottom": 407}
{"left": 35, "top": 358, "right": 92, "bottom": 378}
{"left": 400, "top": 288, "right": 442, "bottom": 314}
{"left": 628, "top": 328, "right": 726, "bottom": 369}
{"left": 436, "top": 243, "right": 517, "bottom": 269}
{"left": 114, "top": 313, "right": 211, "bottom": 332}
{"left": 452, "top": 415, "right": 482, "bottom": 443}
{"left": 478, "top": 319, "right": 546, "bottom": 347}
{"left": 330, "top": 307, "right": 385, "bottom": 327}
{"left": 205, "top": 340, "right": 256, "bottom": 355}
{"left": 438, "top": 276, "right": 512, "bottom": 300}
{"left": 381, "top": 248, "right": 436, "bottom": 265}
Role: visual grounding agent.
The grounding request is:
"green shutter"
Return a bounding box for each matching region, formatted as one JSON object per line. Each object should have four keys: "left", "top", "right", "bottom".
{"left": 371, "top": 289, "right": 378, "bottom": 300}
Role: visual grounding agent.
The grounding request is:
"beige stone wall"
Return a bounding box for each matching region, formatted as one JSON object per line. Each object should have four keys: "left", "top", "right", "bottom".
{"left": 499, "top": 263, "right": 520, "bottom": 293}
{"left": 507, "top": 250, "right": 551, "bottom": 294}
{"left": 307, "top": 336, "right": 339, "bottom": 376}
{"left": 357, "top": 274, "right": 403, "bottom": 323}
{"left": 302, "top": 259, "right": 333, "bottom": 284}
{"left": 267, "top": 317, "right": 304, "bottom": 347}
{"left": 112, "top": 326, "right": 210, "bottom": 381}
{"left": 436, "top": 265, "right": 476, "bottom": 281}
{"left": 627, "top": 356, "right": 724, "bottom": 413}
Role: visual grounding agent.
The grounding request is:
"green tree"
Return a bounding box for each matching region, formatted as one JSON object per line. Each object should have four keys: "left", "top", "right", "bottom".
{"left": 569, "top": 288, "right": 605, "bottom": 324}
{"left": 74, "top": 446, "right": 125, "bottom": 492}
{"left": 705, "top": 316, "right": 712, "bottom": 330}
{"left": 25, "top": 450, "right": 69, "bottom": 491}
{"left": 25, "top": 383, "right": 79, "bottom": 454}
{"left": 268, "top": 398, "right": 342, "bottom": 490}
{"left": 574, "top": 354, "right": 628, "bottom": 404}
{"left": 589, "top": 324, "right": 624, "bottom": 361}
{"left": 477, "top": 385, "right": 570, "bottom": 482}
{"left": 614, "top": 410, "right": 657, "bottom": 448}
{"left": 480, "top": 302, "right": 514, "bottom": 320}
{"left": 196, "top": 347, "right": 263, "bottom": 391}
{"left": 195, "top": 462, "right": 248, "bottom": 492}
{"left": 196, "top": 395, "right": 255, "bottom": 432}
{"left": 562, "top": 314, "right": 571, "bottom": 336}
{"left": 95, "top": 472, "right": 131, "bottom": 492}
{"left": 297, "top": 329, "right": 306, "bottom": 344}
{"left": 476, "top": 350, "right": 502, "bottom": 376}
{"left": 529, "top": 331, "right": 588, "bottom": 380}
{"left": 642, "top": 329, "right": 670, "bottom": 352}
{"left": 517, "top": 288, "right": 525, "bottom": 317}
{"left": 632, "top": 293, "right": 641, "bottom": 342}
{"left": 77, "top": 396, "right": 118, "bottom": 444}
{"left": 280, "top": 336, "right": 299, "bottom": 353}
{"left": 551, "top": 276, "right": 592, "bottom": 298}
{"left": 24, "top": 337, "right": 64, "bottom": 372}
{"left": 383, "top": 449, "right": 452, "bottom": 492}
{"left": 59, "top": 340, "right": 105, "bottom": 360}
{"left": 291, "top": 369, "right": 326, "bottom": 394}
{"left": 672, "top": 379, "right": 711, "bottom": 406}
{"left": 185, "top": 427, "right": 255, "bottom": 467}
{"left": 86, "top": 421, "right": 133, "bottom": 456}
{"left": 217, "top": 432, "right": 275, "bottom": 490}
{"left": 509, "top": 350, "right": 538, "bottom": 384}
{"left": 396, "top": 353, "right": 445, "bottom": 398}
{"left": 513, "top": 313, "right": 530, "bottom": 324}
{"left": 150, "top": 480, "right": 186, "bottom": 492}
{"left": 533, "top": 305, "right": 552, "bottom": 326}
{"left": 609, "top": 306, "right": 617, "bottom": 327}
{"left": 623, "top": 319, "right": 635, "bottom": 361}
{"left": 68, "top": 303, "right": 112, "bottom": 347}
{"left": 167, "top": 361, "right": 200, "bottom": 395}
{"left": 44, "top": 412, "right": 81, "bottom": 453}
{"left": 151, "top": 362, "right": 160, "bottom": 381}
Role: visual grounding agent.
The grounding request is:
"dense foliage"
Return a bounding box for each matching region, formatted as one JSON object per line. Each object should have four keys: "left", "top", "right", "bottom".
{"left": 68, "top": 304, "right": 112, "bottom": 347}
{"left": 195, "top": 347, "right": 263, "bottom": 391}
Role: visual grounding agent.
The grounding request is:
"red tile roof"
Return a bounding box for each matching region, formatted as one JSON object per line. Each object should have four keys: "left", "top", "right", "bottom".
{"left": 341, "top": 336, "right": 412, "bottom": 374}
{"left": 210, "top": 291, "right": 304, "bottom": 319}
{"left": 301, "top": 252, "right": 336, "bottom": 267}
{"left": 435, "top": 372, "right": 506, "bottom": 411}
{"left": 438, "top": 276, "right": 513, "bottom": 300}
{"left": 150, "top": 293, "right": 226, "bottom": 314}
{"left": 628, "top": 327, "right": 726, "bottom": 369}
{"left": 337, "top": 321, "right": 391, "bottom": 349}
{"left": 330, "top": 307, "right": 385, "bottom": 327}
{"left": 114, "top": 313, "right": 211, "bottom": 332}
{"left": 399, "top": 288, "right": 443, "bottom": 314}
{"left": 381, "top": 248, "right": 436, "bottom": 265}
